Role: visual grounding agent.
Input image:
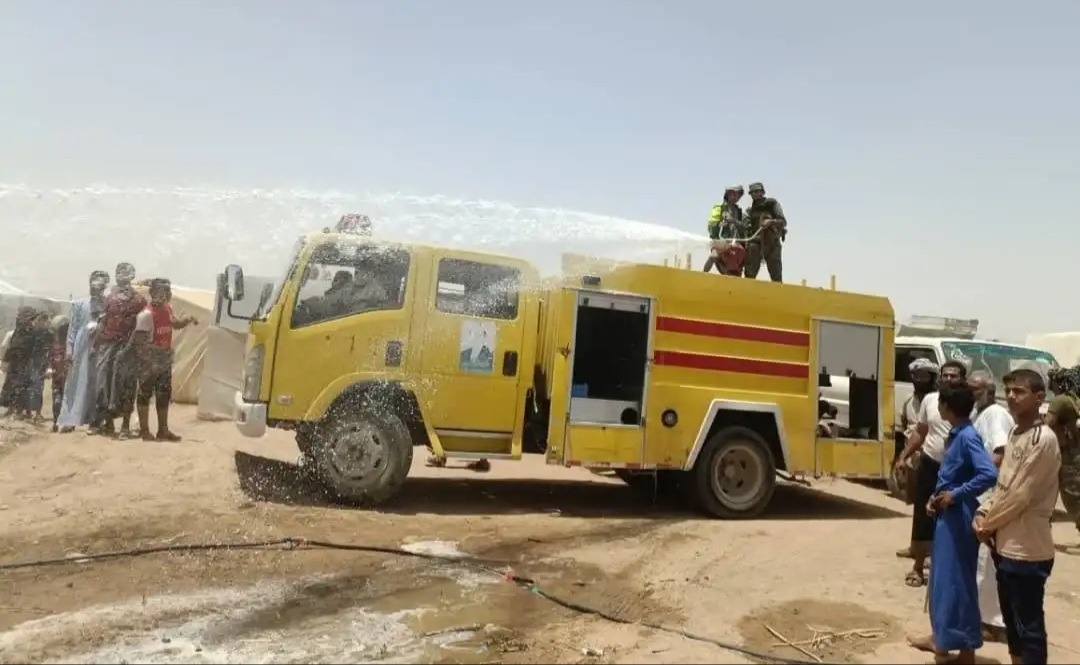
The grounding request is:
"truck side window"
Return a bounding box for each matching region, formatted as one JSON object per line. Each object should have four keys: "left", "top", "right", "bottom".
{"left": 894, "top": 346, "right": 937, "bottom": 383}
{"left": 436, "top": 259, "right": 520, "bottom": 320}
{"left": 291, "top": 242, "right": 410, "bottom": 328}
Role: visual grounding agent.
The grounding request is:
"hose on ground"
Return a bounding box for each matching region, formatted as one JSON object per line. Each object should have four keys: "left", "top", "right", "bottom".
{"left": 0, "top": 536, "right": 818, "bottom": 664}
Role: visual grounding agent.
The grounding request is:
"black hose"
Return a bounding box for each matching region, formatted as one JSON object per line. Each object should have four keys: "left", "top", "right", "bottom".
{"left": 0, "top": 536, "right": 818, "bottom": 664}
{"left": 0, "top": 538, "right": 296, "bottom": 571}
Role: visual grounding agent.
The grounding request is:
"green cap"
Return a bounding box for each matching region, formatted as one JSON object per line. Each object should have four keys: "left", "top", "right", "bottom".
{"left": 748, "top": 182, "right": 765, "bottom": 192}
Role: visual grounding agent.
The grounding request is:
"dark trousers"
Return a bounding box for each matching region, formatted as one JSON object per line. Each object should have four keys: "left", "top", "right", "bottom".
{"left": 910, "top": 456, "right": 940, "bottom": 555}
{"left": 743, "top": 241, "right": 783, "bottom": 282}
{"left": 993, "top": 552, "right": 1053, "bottom": 664}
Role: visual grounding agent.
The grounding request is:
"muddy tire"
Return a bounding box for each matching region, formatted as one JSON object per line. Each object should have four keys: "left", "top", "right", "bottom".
{"left": 313, "top": 408, "right": 413, "bottom": 506}
{"left": 296, "top": 427, "right": 317, "bottom": 456}
{"left": 690, "top": 426, "right": 776, "bottom": 518}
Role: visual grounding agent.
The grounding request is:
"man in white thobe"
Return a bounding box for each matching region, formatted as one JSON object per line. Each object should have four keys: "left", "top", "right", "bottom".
{"left": 969, "top": 371, "right": 1012, "bottom": 641}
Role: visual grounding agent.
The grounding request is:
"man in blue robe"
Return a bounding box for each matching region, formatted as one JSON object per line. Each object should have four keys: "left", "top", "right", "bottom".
{"left": 909, "top": 383, "right": 999, "bottom": 664}
{"left": 56, "top": 270, "right": 109, "bottom": 432}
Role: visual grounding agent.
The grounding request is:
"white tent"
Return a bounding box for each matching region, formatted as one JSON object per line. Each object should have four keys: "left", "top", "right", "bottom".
{"left": 195, "top": 273, "right": 275, "bottom": 421}
{"left": 0, "top": 281, "right": 70, "bottom": 341}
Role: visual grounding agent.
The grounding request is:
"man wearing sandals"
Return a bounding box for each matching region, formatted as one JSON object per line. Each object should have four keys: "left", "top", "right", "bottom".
{"left": 132, "top": 279, "right": 197, "bottom": 441}
{"left": 895, "top": 359, "right": 969, "bottom": 587}
{"left": 907, "top": 383, "right": 998, "bottom": 664}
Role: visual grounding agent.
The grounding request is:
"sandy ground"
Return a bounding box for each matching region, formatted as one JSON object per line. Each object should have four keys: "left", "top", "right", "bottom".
{"left": 1, "top": 406, "right": 1080, "bottom": 664}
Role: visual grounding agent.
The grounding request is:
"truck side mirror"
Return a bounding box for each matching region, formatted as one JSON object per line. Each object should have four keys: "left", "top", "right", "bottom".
{"left": 224, "top": 264, "right": 245, "bottom": 302}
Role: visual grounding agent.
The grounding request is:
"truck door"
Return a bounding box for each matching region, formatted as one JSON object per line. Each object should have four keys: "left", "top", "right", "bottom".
{"left": 547, "top": 288, "right": 649, "bottom": 468}
{"left": 418, "top": 254, "right": 529, "bottom": 453}
{"left": 270, "top": 242, "right": 414, "bottom": 421}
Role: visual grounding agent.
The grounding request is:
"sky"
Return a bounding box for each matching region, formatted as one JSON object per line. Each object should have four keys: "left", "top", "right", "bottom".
{"left": 1, "top": 0, "right": 1078, "bottom": 341}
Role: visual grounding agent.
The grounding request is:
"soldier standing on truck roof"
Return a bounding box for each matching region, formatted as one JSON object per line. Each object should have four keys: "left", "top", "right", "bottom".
{"left": 703, "top": 185, "right": 747, "bottom": 275}
{"left": 743, "top": 182, "right": 787, "bottom": 283}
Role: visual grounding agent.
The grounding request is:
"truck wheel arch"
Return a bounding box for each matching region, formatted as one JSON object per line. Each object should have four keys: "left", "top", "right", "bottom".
{"left": 320, "top": 380, "right": 429, "bottom": 449}
{"left": 683, "top": 400, "right": 790, "bottom": 473}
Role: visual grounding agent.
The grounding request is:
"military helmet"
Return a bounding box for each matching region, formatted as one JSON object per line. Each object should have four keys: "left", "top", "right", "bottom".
{"left": 748, "top": 182, "right": 765, "bottom": 193}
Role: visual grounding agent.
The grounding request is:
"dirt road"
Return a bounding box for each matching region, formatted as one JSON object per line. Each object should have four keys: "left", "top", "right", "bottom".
{"left": 1, "top": 406, "right": 1079, "bottom": 664}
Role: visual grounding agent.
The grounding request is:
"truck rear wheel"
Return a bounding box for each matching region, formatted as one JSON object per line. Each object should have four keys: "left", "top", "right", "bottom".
{"left": 691, "top": 426, "right": 776, "bottom": 518}
{"left": 313, "top": 408, "right": 413, "bottom": 506}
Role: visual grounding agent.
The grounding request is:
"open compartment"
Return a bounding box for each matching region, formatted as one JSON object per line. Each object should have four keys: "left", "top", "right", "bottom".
{"left": 568, "top": 292, "right": 651, "bottom": 427}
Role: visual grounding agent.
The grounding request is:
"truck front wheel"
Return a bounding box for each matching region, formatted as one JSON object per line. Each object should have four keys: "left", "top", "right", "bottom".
{"left": 313, "top": 408, "right": 413, "bottom": 506}
{"left": 690, "top": 425, "right": 776, "bottom": 518}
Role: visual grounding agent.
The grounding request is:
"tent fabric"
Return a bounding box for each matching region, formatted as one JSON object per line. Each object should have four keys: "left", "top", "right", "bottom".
{"left": 197, "top": 272, "right": 276, "bottom": 420}
{"left": 1026, "top": 332, "right": 1080, "bottom": 368}
{"left": 0, "top": 293, "right": 70, "bottom": 342}
{"left": 197, "top": 325, "right": 246, "bottom": 421}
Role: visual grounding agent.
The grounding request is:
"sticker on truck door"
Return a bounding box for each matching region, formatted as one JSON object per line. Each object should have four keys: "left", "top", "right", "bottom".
{"left": 459, "top": 319, "right": 496, "bottom": 373}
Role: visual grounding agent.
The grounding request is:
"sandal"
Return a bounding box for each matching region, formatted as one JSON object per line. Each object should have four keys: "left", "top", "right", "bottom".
{"left": 905, "top": 570, "right": 926, "bottom": 587}
{"left": 982, "top": 624, "right": 1006, "bottom": 643}
{"left": 466, "top": 459, "right": 491, "bottom": 473}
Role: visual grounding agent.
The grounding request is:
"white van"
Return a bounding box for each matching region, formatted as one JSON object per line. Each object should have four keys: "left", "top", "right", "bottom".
{"left": 893, "top": 336, "right": 1059, "bottom": 426}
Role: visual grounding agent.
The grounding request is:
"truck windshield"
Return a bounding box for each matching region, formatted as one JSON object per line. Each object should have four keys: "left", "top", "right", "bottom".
{"left": 290, "top": 239, "right": 410, "bottom": 328}
{"left": 941, "top": 341, "right": 1060, "bottom": 397}
{"left": 255, "top": 238, "right": 304, "bottom": 319}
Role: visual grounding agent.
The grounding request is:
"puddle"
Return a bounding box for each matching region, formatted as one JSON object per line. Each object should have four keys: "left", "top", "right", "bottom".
{"left": 400, "top": 541, "right": 468, "bottom": 559}
{"left": 0, "top": 540, "right": 528, "bottom": 664}
{"left": 736, "top": 599, "right": 900, "bottom": 664}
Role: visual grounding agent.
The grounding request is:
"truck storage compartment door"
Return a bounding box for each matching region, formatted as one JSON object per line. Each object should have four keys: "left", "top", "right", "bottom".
{"left": 813, "top": 319, "right": 892, "bottom": 478}
{"left": 549, "top": 289, "right": 649, "bottom": 467}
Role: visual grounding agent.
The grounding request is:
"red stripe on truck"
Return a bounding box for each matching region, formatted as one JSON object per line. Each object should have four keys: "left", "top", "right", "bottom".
{"left": 656, "top": 316, "right": 810, "bottom": 347}
{"left": 654, "top": 350, "right": 809, "bottom": 379}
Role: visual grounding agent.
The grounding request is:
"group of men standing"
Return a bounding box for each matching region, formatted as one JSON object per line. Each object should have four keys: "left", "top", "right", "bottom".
{"left": 57, "top": 263, "right": 197, "bottom": 441}
{"left": 703, "top": 181, "right": 788, "bottom": 282}
{"left": 892, "top": 358, "right": 1078, "bottom": 664}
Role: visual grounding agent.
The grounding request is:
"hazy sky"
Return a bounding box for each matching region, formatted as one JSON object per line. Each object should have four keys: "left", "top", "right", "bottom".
{"left": 2, "top": 0, "right": 1078, "bottom": 340}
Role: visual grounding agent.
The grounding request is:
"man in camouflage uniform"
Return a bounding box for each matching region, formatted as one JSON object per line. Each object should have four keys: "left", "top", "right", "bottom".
{"left": 1048, "top": 366, "right": 1080, "bottom": 533}
{"left": 703, "top": 185, "right": 747, "bottom": 275}
{"left": 743, "top": 182, "right": 787, "bottom": 282}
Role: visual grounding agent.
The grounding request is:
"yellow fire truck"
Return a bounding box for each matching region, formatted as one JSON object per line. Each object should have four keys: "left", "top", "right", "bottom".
{"left": 223, "top": 232, "right": 895, "bottom": 518}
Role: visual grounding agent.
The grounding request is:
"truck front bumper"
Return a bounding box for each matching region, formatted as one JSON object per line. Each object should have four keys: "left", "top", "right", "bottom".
{"left": 234, "top": 392, "right": 268, "bottom": 438}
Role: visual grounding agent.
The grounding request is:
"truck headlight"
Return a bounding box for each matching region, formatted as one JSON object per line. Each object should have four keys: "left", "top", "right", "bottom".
{"left": 242, "top": 345, "right": 265, "bottom": 402}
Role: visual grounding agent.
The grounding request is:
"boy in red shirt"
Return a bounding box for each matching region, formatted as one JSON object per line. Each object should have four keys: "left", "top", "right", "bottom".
{"left": 132, "top": 279, "right": 196, "bottom": 441}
